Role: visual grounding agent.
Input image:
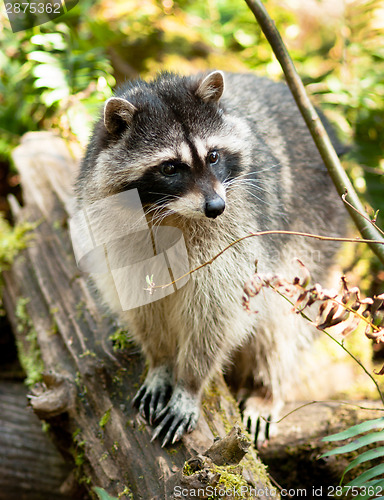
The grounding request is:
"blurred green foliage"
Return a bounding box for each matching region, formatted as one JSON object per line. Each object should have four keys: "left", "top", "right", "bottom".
{"left": 0, "top": 0, "right": 383, "bottom": 285}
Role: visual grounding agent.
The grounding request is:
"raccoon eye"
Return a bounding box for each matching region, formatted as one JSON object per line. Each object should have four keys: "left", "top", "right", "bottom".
{"left": 208, "top": 151, "right": 219, "bottom": 165}
{"left": 160, "top": 163, "right": 177, "bottom": 176}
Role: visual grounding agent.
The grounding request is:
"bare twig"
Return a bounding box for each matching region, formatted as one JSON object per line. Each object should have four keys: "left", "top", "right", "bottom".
{"left": 272, "top": 400, "right": 384, "bottom": 425}
{"left": 149, "top": 229, "right": 384, "bottom": 291}
{"left": 243, "top": 0, "right": 384, "bottom": 265}
{"left": 342, "top": 190, "right": 384, "bottom": 237}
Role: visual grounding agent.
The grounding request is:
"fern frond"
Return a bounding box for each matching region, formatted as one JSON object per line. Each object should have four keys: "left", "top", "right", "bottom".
{"left": 323, "top": 418, "right": 384, "bottom": 442}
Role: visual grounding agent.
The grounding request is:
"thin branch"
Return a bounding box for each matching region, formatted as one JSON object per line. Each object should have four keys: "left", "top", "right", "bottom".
{"left": 243, "top": 0, "right": 384, "bottom": 265}
{"left": 342, "top": 191, "right": 384, "bottom": 237}
{"left": 272, "top": 400, "right": 384, "bottom": 425}
{"left": 150, "top": 229, "right": 384, "bottom": 291}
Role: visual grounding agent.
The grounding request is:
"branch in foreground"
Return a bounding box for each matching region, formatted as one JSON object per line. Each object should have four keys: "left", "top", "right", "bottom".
{"left": 149, "top": 229, "right": 384, "bottom": 292}
{"left": 243, "top": 0, "right": 384, "bottom": 265}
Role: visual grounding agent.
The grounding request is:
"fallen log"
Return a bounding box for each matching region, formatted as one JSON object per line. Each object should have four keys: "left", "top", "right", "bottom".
{"left": 0, "top": 380, "right": 74, "bottom": 500}
{"left": 2, "top": 131, "right": 276, "bottom": 499}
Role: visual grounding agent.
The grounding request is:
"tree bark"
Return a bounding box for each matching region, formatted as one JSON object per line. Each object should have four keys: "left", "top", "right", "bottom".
{"left": 0, "top": 381, "right": 74, "bottom": 500}
{"left": 2, "top": 132, "right": 276, "bottom": 500}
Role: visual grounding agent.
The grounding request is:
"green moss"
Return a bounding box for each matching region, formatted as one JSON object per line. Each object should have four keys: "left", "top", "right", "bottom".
{"left": 69, "top": 432, "right": 95, "bottom": 489}
{"left": 213, "top": 464, "right": 250, "bottom": 498}
{"left": 49, "top": 317, "right": 59, "bottom": 335}
{"left": 75, "top": 301, "right": 86, "bottom": 320}
{"left": 99, "top": 407, "right": 112, "bottom": 429}
{"left": 0, "top": 216, "right": 36, "bottom": 273}
{"left": 112, "top": 366, "right": 127, "bottom": 386}
{"left": 72, "top": 428, "right": 81, "bottom": 439}
{"left": 109, "top": 328, "right": 133, "bottom": 352}
{"left": 15, "top": 297, "right": 44, "bottom": 386}
{"left": 75, "top": 371, "right": 88, "bottom": 397}
{"left": 71, "top": 439, "right": 86, "bottom": 467}
{"left": 183, "top": 462, "right": 194, "bottom": 476}
{"left": 79, "top": 349, "right": 97, "bottom": 358}
{"left": 52, "top": 220, "right": 61, "bottom": 231}
{"left": 202, "top": 379, "right": 237, "bottom": 435}
{"left": 41, "top": 421, "right": 50, "bottom": 433}
{"left": 118, "top": 486, "right": 134, "bottom": 499}
{"left": 137, "top": 422, "right": 146, "bottom": 433}
{"left": 183, "top": 460, "right": 255, "bottom": 499}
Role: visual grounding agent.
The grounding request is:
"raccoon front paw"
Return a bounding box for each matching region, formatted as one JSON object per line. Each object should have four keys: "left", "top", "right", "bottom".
{"left": 132, "top": 366, "right": 172, "bottom": 425}
{"left": 151, "top": 386, "right": 200, "bottom": 447}
{"left": 241, "top": 396, "right": 283, "bottom": 449}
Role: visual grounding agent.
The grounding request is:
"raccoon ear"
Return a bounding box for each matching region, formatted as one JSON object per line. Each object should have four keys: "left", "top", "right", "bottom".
{"left": 196, "top": 71, "right": 225, "bottom": 103}
{"left": 104, "top": 97, "right": 137, "bottom": 134}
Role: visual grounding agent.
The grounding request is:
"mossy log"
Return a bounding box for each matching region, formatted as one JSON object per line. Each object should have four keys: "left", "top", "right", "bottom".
{"left": 2, "top": 132, "right": 276, "bottom": 500}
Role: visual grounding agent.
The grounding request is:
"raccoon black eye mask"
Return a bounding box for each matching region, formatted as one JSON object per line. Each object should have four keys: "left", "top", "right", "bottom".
{"left": 76, "top": 70, "right": 346, "bottom": 447}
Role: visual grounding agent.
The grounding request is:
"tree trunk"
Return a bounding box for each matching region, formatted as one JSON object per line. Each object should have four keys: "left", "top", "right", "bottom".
{"left": 2, "top": 132, "right": 276, "bottom": 500}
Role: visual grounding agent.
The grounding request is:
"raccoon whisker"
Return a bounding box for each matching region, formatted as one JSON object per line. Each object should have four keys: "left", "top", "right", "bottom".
{"left": 147, "top": 192, "right": 178, "bottom": 200}
{"left": 148, "top": 203, "right": 175, "bottom": 229}
{"left": 225, "top": 178, "right": 274, "bottom": 196}
{"left": 224, "top": 171, "right": 278, "bottom": 187}
{"left": 231, "top": 164, "right": 280, "bottom": 179}
{"left": 144, "top": 197, "right": 177, "bottom": 220}
{"left": 234, "top": 181, "right": 273, "bottom": 194}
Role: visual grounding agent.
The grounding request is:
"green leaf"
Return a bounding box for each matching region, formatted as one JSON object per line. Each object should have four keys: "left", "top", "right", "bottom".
{"left": 321, "top": 430, "right": 384, "bottom": 457}
{"left": 93, "top": 487, "right": 118, "bottom": 500}
{"left": 322, "top": 418, "right": 384, "bottom": 442}
{"left": 354, "top": 479, "right": 384, "bottom": 500}
{"left": 346, "top": 463, "right": 384, "bottom": 487}
{"left": 27, "top": 51, "right": 58, "bottom": 64}
{"left": 343, "top": 446, "right": 384, "bottom": 475}
{"left": 30, "top": 33, "right": 66, "bottom": 50}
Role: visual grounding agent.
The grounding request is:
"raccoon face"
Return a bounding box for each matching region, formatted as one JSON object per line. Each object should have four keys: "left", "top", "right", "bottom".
{"left": 95, "top": 71, "right": 249, "bottom": 221}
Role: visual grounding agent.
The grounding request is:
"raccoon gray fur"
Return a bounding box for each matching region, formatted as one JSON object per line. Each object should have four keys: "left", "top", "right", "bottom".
{"left": 76, "top": 71, "right": 346, "bottom": 447}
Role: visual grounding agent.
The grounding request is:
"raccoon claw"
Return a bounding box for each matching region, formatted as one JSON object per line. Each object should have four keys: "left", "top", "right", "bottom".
{"left": 241, "top": 397, "right": 282, "bottom": 448}
{"left": 151, "top": 386, "right": 200, "bottom": 447}
{"left": 132, "top": 366, "right": 172, "bottom": 424}
{"left": 244, "top": 412, "right": 272, "bottom": 448}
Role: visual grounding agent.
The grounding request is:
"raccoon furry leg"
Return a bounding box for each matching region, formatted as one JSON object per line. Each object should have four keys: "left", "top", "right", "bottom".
{"left": 226, "top": 341, "right": 284, "bottom": 448}
{"left": 226, "top": 298, "right": 312, "bottom": 448}
{"left": 149, "top": 336, "right": 230, "bottom": 447}
{"left": 130, "top": 290, "right": 237, "bottom": 446}
{"left": 127, "top": 306, "right": 178, "bottom": 428}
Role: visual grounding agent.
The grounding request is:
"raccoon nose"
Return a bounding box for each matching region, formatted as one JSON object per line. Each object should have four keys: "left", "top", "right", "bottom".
{"left": 205, "top": 196, "right": 225, "bottom": 219}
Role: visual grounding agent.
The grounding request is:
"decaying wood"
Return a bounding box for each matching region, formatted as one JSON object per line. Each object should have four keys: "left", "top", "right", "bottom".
{"left": 170, "top": 425, "right": 257, "bottom": 500}
{"left": 204, "top": 424, "right": 250, "bottom": 466}
{"left": 0, "top": 381, "right": 73, "bottom": 500}
{"left": 2, "top": 132, "right": 276, "bottom": 499}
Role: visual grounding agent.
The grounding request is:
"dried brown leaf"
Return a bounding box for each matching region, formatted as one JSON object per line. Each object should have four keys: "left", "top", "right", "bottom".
{"left": 340, "top": 314, "right": 361, "bottom": 337}
{"left": 294, "top": 291, "right": 309, "bottom": 312}
{"left": 365, "top": 327, "right": 384, "bottom": 344}
{"left": 374, "top": 364, "right": 384, "bottom": 376}
{"left": 317, "top": 303, "right": 339, "bottom": 329}
{"left": 296, "top": 259, "right": 311, "bottom": 288}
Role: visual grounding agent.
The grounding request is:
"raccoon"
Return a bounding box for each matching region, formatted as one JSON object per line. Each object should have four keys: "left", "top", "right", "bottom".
{"left": 76, "top": 71, "right": 346, "bottom": 447}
